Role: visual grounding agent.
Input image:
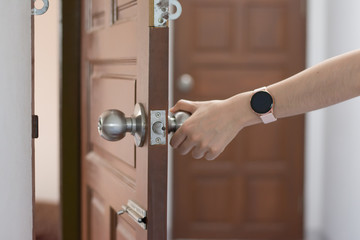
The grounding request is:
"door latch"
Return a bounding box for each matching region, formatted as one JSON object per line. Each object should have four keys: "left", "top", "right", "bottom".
{"left": 98, "top": 103, "right": 190, "bottom": 146}
{"left": 32, "top": 0, "right": 49, "bottom": 15}
{"left": 154, "top": 0, "right": 182, "bottom": 27}
{"left": 117, "top": 200, "right": 147, "bottom": 229}
{"left": 32, "top": 115, "right": 39, "bottom": 139}
{"left": 150, "top": 110, "right": 190, "bottom": 145}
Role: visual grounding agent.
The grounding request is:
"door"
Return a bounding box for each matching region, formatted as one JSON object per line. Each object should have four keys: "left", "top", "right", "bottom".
{"left": 173, "top": 0, "right": 305, "bottom": 239}
{"left": 81, "top": 1, "right": 168, "bottom": 239}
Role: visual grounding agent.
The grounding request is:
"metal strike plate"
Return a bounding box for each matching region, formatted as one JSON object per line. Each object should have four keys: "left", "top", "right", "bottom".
{"left": 117, "top": 200, "right": 147, "bottom": 229}
{"left": 150, "top": 110, "right": 166, "bottom": 145}
{"left": 32, "top": 0, "right": 49, "bottom": 15}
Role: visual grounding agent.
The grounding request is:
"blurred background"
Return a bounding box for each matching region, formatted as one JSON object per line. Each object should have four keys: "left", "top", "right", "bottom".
{"left": 34, "top": 0, "right": 360, "bottom": 239}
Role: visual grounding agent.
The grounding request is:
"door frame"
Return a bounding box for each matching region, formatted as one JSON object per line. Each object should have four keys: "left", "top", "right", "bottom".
{"left": 0, "top": 1, "right": 33, "bottom": 239}
{"left": 60, "top": 0, "right": 81, "bottom": 239}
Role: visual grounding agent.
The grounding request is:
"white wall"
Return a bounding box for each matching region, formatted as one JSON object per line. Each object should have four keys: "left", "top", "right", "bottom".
{"left": 0, "top": 1, "right": 33, "bottom": 239}
{"left": 35, "top": 0, "right": 60, "bottom": 203}
{"left": 306, "top": 0, "right": 360, "bottom": 240}
{"left": 305, "top": 0, "right": 327, "bottom": 239}
{"left": 322, "top": 0, "right": 360, "bottom": 239}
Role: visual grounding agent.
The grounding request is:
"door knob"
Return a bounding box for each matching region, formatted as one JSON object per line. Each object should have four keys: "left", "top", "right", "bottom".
{"left": 168, "top": 111, "right": 190, "bottom": 132}
{"left": 177, "top": 74, "right": 194, "bottom": 93}
{"left": 98, "top": 103, "right": 190, "bottom": 146}
{"left": 98, "top": 103, "right": 146, "bottom": 147}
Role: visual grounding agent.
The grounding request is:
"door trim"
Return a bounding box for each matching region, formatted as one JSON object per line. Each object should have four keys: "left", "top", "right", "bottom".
{"left": 60, "top": 0, "right": 81, "bottom": 239}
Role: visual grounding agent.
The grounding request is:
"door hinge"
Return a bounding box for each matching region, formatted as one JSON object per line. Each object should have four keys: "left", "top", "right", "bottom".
{"left": 32, "top": 115, "right": 39, "bottom": 139}
{"left": 32, "top": 0, "right": 49, "bottom": 15}
{"left": 153, "top": 0, "right": 182, "bottom": 27}
{"left": 117, "top": 200, "right": 147, "bottom": 229}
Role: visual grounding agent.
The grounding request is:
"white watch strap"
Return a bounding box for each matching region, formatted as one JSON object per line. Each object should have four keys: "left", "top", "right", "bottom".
{"left": 260, "top": 112, "right": 277, "bottom": 124}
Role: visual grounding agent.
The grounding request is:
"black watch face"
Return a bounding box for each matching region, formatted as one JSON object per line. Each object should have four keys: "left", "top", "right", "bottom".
{"left": 250, "top": 91, "right": 273, "bottom": 114}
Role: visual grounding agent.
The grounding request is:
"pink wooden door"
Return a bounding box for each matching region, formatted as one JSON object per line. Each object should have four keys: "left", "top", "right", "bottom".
{"left": 80, "top": 1, "right": 169, "bottom": 239}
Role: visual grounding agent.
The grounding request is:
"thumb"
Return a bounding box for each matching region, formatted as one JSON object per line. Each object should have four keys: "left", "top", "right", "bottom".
{"left": 170, "top": 99, "right": 198, "bottom": 113}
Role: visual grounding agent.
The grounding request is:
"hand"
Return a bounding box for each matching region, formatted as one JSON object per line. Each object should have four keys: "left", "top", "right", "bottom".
{"left": 170, "top": 94, "right": 255, "bottom": 160}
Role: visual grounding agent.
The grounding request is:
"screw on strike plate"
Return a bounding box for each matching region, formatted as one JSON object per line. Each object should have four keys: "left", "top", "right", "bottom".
{"left": 155, "top": 137, "right": 161, "bottom": 143}
{"left": 155, "top": 112, "right": 161, "bottom": 118}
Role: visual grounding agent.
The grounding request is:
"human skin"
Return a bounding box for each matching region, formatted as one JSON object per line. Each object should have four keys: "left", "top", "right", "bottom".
{"left": 170, "top": 49, "right": 360, "bottom": 160}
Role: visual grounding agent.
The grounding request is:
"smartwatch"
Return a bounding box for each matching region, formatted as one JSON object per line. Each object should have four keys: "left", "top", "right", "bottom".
{"left": 250, "top": 87, "right": 277, "bottom": 124}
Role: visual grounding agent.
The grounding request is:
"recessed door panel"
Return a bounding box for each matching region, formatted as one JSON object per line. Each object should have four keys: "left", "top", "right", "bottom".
{"left": 173, "top": 0, "right": 305, "bottom": 239}
{"left": 81, "top": 1, "right": 168, "bottom": 240}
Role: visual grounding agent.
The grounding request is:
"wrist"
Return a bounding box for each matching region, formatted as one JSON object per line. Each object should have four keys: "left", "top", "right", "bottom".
{"left": 227, "top": 92, "right": 262, "bottom": 129}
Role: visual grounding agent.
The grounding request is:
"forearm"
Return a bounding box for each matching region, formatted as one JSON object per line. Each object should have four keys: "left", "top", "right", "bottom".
{"left": 232, "top": 49, "right": 360, "bottom": 127}
{"left": 271, "top": 49, "right": 360, "bottom": 117}
{"left": 170, "top": 49, "right": 360, "bottom": 160}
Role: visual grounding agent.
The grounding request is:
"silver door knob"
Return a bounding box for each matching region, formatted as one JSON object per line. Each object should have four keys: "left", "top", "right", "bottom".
{"left": 98, "top": 103, "right": 146, "bottom": 147}
{"left": 168, "top": 111, "right": 191, "bottom": 133}
{"left": 177, "top": 74, "right": 194, "bottom": 93}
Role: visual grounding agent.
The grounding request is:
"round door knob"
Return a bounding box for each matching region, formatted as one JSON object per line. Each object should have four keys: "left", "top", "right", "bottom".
{"left": 98, "top": 103, "right": 146, "bottom": 147}
{"left": 168, "top": 111, "right": 191, "bottom": 133}
{"left": 177, "top": 74, "right": 194, "bottom": 93}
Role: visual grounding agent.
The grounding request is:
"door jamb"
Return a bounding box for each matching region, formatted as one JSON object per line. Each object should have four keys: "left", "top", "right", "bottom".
{"left": 60, "top": 0, "right": 81, "bottom": 239}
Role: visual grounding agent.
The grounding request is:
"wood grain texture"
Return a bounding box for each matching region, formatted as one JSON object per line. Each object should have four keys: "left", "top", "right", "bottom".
{"left": 81, "top": 1, "right": 168, "bottom": 239}
{"left": 173, "top": 0, "right": 305, "bottom": 239}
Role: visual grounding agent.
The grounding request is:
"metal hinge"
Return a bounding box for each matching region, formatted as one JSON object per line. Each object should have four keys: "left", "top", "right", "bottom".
{"left": 117, "top": 200, "right": 147, "bottom": 229}
{"left": 32, "top": 115, "right": 39, "bottom": 139}
{"left": 153, "top": 0, "right": 182, "bottom": 27}
{"left": 32, "top": 0, "right": 49, "bottom": 15}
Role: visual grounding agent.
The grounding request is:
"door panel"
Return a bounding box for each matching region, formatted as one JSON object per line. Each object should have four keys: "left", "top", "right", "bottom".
{"left": 112, "top": 213, "right": 137, "bottom": 240}
{"left": 173, "top": 0, "right": 305, "bottom": 239}
{"left": 90, "top": 75, "right": 137, "bottom": 168}
{"left": 81, "top": 0, "right": 168, "bottom": 239}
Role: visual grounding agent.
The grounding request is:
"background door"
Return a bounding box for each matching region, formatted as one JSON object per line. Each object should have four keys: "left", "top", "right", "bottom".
{"left": 81, "top": 1, "right": 168, "bottom": 239}
{"left": 173, "top": 0, "right": 305, "bottom": 239}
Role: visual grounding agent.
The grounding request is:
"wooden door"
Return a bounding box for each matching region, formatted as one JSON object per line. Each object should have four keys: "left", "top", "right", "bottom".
{"left": 81, "top": 1, "right": 168, "bottom": 239}
{"left": 173, "top": 0, "right": 305, "bottom": 239}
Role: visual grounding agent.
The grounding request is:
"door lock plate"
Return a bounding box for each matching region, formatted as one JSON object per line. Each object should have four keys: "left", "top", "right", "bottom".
{"left": 118, "top": 200, "right": 147, "bottom": 229}
{"left": 150, "top": 110, "right": 167, "bottom": 145}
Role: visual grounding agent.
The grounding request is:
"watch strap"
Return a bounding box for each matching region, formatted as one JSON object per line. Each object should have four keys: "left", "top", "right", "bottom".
{"left": 252, "top": 86, "right": 277, "bottom": 124}
{"left": 260, "top": 111, "right": 277, "bottom": 124}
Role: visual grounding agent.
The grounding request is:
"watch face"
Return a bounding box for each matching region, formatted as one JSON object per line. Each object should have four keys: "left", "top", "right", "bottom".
{"left": 250, "top": 91, "right": 274, "bottom": 114}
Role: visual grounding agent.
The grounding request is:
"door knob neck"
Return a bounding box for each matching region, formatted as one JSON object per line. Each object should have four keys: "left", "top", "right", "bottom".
{"left": 168, "top": 111, "right": 191, "bottom": 133}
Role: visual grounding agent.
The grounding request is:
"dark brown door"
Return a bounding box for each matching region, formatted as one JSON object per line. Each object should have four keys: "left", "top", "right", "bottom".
{"left": 173, "top": 0, "right": 305, "bottom": 239}
{"left": 80, "top": 1, "right": 168, "bottom": 239}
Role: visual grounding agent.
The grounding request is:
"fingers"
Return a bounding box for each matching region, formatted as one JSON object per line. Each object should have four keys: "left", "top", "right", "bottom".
{"left": 170, "top": 129, "right": 187, "bottom": 149}
{"left": 205, "top": 150, "right": 220, "bottom": 161}
{"left": 191, "top": 145, "right": 209, "bottom": 159}
{"left": 171, "top": 132, "right": 224, "bottom": 160}
{"left": 177, "top": 137, "right": 196, "bottom": 155}
{"left": 170, "top": 99, "right": 198, "bottom": 114}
